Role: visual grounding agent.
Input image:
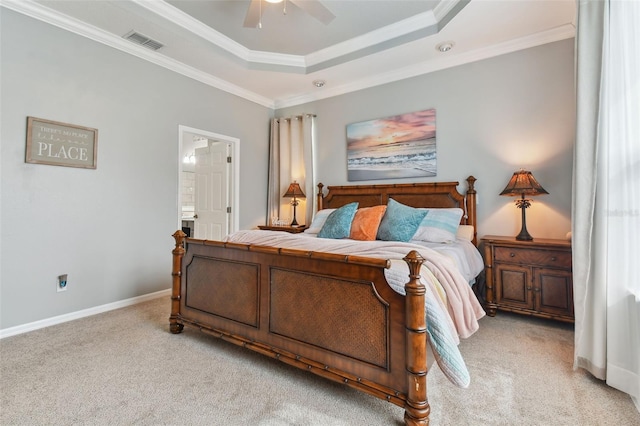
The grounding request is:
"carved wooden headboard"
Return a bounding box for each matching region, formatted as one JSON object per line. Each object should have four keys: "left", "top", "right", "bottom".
{"left": 316, "top": 176, "right": 478, "bottom": 245}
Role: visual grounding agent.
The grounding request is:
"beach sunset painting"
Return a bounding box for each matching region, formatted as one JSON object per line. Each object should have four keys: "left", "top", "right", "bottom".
{"left": 347, "top": 109, "right": 436, "bottom": 181}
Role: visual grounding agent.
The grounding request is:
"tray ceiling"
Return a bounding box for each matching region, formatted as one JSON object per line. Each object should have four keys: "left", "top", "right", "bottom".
{"left": 1, "top": 0, "right": 576, "bottom": 108}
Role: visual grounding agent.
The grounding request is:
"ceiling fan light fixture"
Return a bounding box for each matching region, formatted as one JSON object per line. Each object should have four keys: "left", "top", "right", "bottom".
{"left": 436, "top": 41, "right": 455, "bottom": 53}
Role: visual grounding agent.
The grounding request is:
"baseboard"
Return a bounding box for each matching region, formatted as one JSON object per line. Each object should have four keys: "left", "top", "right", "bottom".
{"left": 0, "top": 288, "right": 171, "bottom": 339}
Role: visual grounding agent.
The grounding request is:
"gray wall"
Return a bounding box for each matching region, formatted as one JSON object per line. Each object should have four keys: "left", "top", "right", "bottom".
{"left": 0, "top": 10, "right": 271, "bottom": 329}
{"left": 1, "top": 8, "right": 575, "bottom": 331}
{"left": 277, "top": 39, "right": 576, "bottom": 241}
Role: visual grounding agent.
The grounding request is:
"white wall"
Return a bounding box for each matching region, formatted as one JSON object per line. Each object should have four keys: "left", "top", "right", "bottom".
{"left": 0, "top": 10, "right": 272, "bottom": 330}
{"left": 277, "top": 39, "right": 576, "bottom": 241}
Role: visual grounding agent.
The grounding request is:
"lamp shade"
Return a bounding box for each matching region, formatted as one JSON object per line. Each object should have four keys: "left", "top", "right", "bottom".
{"left": 283, "top": 182, "right": 306, "bottom": 199}
{"left": 500, "top": 170, "right": 549, "bottom": 197}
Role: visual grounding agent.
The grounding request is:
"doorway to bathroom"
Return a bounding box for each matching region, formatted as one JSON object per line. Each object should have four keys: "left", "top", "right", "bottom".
{"left": 178, "top": 125, "right": 239, "bottom": 240}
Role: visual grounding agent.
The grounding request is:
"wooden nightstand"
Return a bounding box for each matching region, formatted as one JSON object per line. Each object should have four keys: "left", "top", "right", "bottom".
{"left": 258, "top": 225, "right": 308, "bottom": 234}
{"left": 482, "top": 235, "right": 574, "bottom": 323}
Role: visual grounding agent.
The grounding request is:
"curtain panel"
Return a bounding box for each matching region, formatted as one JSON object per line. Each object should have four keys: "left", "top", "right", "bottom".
{"left": 267, "top": 115, "right": 316, "bottom": 226}
{"left": 573, "top": 0, "right": 639, "bottom": 411}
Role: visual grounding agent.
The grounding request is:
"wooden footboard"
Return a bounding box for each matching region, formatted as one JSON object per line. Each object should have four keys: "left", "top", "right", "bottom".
{"left": 170, "top": 230, "right": 430, "bottom": 425}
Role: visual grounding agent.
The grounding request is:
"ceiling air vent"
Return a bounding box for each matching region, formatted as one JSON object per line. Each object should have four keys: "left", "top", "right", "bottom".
{"left": 123, "top": 31, "right": 164, "bottom": 51}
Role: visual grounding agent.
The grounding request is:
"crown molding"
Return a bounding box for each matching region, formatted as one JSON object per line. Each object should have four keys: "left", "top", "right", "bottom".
{"left": 133, "top": 0, "right": 305, "bottom": 68}
{"left": 274, "top": 24, "right": 576, "bottom": 109}
{"left": 132, "top": 0, "right": 248, "bottom": 59}
{"left": 305, "top": 11, "right": 438, "bottom": 67}
{"left": 2, "top": 0, "right": 575, "bottom": 111}
{"left": 131, "top": 0, "right": 453, "bottom": 72}
{"left": 0, "top": 0, "right": 275, "bottom": 108}
{"left": 433, "top": 0, "right": 465, "bottom": 21}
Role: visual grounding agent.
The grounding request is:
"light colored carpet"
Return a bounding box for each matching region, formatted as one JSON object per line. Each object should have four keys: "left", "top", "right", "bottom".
{"left": 1, "top": 297, "right": 638, "bottom": 425}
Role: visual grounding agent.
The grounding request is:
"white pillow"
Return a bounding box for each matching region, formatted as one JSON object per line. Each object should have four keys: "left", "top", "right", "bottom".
{"left": 304, "top": 209, "right": 335, "bottom": 234}
{"left": 412, "top": 208, "right": 463, "bottom": 243}
{"left": 456, "top": 225, "right": 475, "bottom": 242}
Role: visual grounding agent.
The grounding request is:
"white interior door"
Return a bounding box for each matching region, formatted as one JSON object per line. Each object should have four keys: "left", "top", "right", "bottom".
{"left": 194, "top": 141, "right": 230, "bottom": 240}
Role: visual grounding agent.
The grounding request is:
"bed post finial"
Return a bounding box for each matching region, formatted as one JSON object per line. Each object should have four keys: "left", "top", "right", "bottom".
{"left": 466, "top": 175, "right": 476, "bottom": 192}
{"left": 170, "top": 230, "right": 186, "bottom": 334}
{"left": 403, "top": 250, "right": 430, "bottom": 425}
{"left": 465, "top": 176, "right": 477, "bottom": 246}
{"left": 317, "top": 182, "right": 325, "bottom": 211}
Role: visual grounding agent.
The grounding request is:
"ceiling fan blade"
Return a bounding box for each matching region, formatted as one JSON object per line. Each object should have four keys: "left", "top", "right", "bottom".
{"left": 289, "top": 0, "right": 335, "bottom": 25}
{"left": 243, "top": 0, "right": 263, "bottom": 28}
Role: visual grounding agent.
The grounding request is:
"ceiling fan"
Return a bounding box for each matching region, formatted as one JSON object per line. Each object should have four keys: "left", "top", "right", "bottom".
{"left": 243, "top": 0, "right": 336, "bottom": 28}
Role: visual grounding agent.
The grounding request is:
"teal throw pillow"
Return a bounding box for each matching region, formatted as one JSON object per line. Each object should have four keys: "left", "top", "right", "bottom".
{"left": 377, "top": 198, "right": 428, "bottom": 242}
{"left": 317, "top": 202, "right": 359, "bottom": 239}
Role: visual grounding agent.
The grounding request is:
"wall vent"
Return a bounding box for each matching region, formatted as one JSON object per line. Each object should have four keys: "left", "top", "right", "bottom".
{"left": 123, "top": 31, "right": 164, "bottom": 51}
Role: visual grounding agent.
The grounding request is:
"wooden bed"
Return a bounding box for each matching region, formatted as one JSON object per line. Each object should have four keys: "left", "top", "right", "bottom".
{"left": 170, "top": 176, "right": 478, "bottom": 425}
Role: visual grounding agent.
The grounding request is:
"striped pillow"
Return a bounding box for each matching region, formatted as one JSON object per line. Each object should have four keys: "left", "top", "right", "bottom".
{"left": 304, "top": 209, "right": 336, "bottom": 234}
{"left": 412, "top": 208, "right": 463, "bottom": 243}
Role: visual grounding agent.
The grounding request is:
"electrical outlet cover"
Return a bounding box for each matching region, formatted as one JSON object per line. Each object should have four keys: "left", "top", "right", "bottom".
{"left": 57, "top": 274, "right": 68, "bottom": 292}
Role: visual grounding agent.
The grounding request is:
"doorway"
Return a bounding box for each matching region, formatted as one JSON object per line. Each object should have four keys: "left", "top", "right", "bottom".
{"left": 178, "top": 125, "right": 239, "bottom": 239}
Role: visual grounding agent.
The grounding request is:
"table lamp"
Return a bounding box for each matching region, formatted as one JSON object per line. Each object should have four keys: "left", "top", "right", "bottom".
{"left": 500, "top": 170, "right": 548, "bottom": 241}
{"left": 283, "top": 181, "right": 306, "bottom": 227}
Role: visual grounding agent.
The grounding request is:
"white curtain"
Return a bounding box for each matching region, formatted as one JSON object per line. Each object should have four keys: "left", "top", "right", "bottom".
{"left": 573, "top": 0, "right": 640, "bottom": 411}
{"left": 267, "top": 114, "right": 316, "bottom": 226}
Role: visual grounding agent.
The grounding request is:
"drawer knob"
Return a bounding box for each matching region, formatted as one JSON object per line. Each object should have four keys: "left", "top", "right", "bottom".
{"left": 510, "top": 252, "right": 516, "bottom": 257}
{"left": 551, "top": 256, "right": 557, "bottom": 261}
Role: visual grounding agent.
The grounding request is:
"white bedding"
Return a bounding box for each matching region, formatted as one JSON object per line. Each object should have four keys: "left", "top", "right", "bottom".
{"left": 224, "top": 229, "right": 486, "bottom": 388}
{"left": 409, "top": 238, "right": 484, "bottom": 284}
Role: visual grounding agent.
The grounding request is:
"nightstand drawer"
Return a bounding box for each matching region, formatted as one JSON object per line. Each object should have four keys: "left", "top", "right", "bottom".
{"left": 494, "top": 247, "right": 571, "bottom": 268}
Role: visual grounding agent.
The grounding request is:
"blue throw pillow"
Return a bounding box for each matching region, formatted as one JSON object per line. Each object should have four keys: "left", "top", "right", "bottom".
{"left": 376, "top": 198, "right": 428, "bottom": 242}
{"left": 317, "top": 202, "right": 359, "bottom": 239}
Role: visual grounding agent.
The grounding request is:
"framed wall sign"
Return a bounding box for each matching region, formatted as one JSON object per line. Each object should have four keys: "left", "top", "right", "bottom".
{"left": 26, "top": 117, "right": 98, "bottom": 169}
{"left": 346, "top": 108, "right": 436, "bottom": 181}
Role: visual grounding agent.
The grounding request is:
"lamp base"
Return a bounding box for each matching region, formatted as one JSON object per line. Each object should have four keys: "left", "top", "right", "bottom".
{"left": 290, "top": 199, "right": 299, "bottom": 227}
{"left": 515, "top": 199, "right": 533, "bottom": 241}
{"left": 515, "top": 230, "right": 533, "bottom": 241}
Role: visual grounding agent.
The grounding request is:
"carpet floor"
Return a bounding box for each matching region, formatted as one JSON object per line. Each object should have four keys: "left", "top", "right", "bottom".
{"left": 1, "top": 296, "right": 638, "bottom": 425}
